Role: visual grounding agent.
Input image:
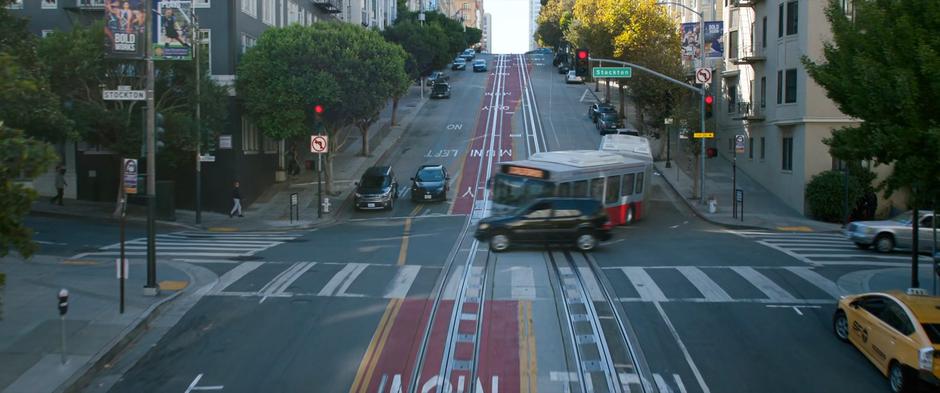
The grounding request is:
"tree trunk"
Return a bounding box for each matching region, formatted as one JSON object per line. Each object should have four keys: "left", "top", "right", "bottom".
{"left": 391, "top": 96, "right": 400, "bottom": 126}
{"left": 359, "top": 124, "right": 371, "bottom": 157}
{"left": 605, "top": 79, "right": 611, "bottom": 102}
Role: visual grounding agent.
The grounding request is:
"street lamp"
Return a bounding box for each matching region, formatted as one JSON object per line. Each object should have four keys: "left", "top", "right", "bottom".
{"left": 656, "top": 1, "right": 707, "bottom": 204}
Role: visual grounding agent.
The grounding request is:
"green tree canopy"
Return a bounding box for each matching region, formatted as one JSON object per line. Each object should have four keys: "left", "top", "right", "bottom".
{"left": 383, "top": 19, "right": 450, "bottom": 78}
{"left": 803, "top": 0, "right": 940, "bottom": 203}
{"left": 465, "top": 27, "right": 482, "bottom": 46}
{"left": 535, "top": 0, "right": 574, "bottom": 49}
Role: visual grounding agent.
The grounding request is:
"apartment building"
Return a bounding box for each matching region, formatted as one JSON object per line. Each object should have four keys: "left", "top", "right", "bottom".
{"left": 528, "top": 0, "right": 540, "bottom": 50}
{"left": 481, "top": 12, "right": 491, "bottom": 52}
{"left": 439, "top": 0, "right": 481, "bottom": 29}
{"left": 339, "top": 0, "right": 397, "bottom": 29}
{"left": 9, "top": 0, "right": 339, "bottom": 213}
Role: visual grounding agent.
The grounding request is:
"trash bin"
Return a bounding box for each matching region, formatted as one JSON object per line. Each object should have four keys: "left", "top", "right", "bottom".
{"left": 156, "top": 180, "right": 176, "bottom": 221}
{"left": 707, "top": 196, "right": 718, "bottom": 213}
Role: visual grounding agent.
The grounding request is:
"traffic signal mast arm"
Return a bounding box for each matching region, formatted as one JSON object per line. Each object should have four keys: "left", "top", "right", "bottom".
{"left": 588, "top": 57, "right": 704, "bottom": 95}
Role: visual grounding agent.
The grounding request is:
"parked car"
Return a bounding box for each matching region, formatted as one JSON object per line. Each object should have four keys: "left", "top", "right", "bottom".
{"left": 588, "top": 102, "right": 617, "bottom": 122}
{"left": 472, "top": 59, "right": 487, "bottom": 72}
{"left": 615, "top": 126, "right": 640, "bottom": 136}
{"left": 558, "top": 63, "right": 570, "bottom": 74}
{"left": 430, "top": 82, "right": 451, "bottom": 99}
{"left": 565, "top": 70, "right": 583, "bottom": 84}
{"left": 845, "top": 211, "right": 936, "bottom": 253}
{"left": 832, "top": 288, "right": 940, "bottom": 393}
{"left": 596, "top": 112, "right": 624, "bottom": 134}
{"left": 410, "top": 164, "right": 450, "bottom": 202}
{"left": 428, "top": 71, "right": 449, "bottom": 84}
{"left": 452, "top": 58, "right": 467, "bottom": 70}
{"left": 474, "top": 198, "right": 613, "bottom": 252}
{"left": 354, "top": 166, "right": 399, "bottom": 211}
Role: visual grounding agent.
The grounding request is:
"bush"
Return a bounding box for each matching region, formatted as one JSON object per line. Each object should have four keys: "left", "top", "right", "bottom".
{"left": 806, "top": 170, "right": 865, "bottom": 222}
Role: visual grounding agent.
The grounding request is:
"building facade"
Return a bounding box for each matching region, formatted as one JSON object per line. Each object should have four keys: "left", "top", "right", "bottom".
{"left": 481, "top": 12, "right": 491, "bottom": 52}
{"left": 528, "top": 0, "right": 539, "bottom": 50}
{"left": 9, "top": 0, "right": 340, "bottom": 213}
{"left": 439, "top": 0, "right": 481, "bottom": 29}
{"left": 339, "top": 0, "right": 396, "bottom": 29}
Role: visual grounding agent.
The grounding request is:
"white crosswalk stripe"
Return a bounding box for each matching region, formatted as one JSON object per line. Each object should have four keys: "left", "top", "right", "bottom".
{"left": 729, "top": 229, "right": 933, "bottom": 267}
{"left": 72, "top": 230, "right": 300, "bottom": 260}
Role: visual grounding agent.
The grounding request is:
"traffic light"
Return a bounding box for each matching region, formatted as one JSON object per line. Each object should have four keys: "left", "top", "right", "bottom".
{"left": 575, "top": 48, "right": 589, "bottom": 77}
{"left": 704, "top": 95, "right": 714, "bottom": 119}
{"left": 155, "top": 112, "right": 166, "bottom": 151}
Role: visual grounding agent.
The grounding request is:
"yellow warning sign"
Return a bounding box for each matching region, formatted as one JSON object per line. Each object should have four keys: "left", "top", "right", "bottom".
{"left": 693, "top": 132, "right": 715, "bottom": 138}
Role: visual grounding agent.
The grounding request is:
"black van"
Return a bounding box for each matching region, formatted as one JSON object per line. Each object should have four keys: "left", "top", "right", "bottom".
{"left": 474, "top": 198, "right": 613, "bottom": 252}
{"left": 354, "top": 166, "right": 399, "bottom": 210}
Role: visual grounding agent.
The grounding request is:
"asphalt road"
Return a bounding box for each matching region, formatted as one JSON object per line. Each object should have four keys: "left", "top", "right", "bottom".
{"left": 90, "top": 53, "right": 913, "bottom": 393}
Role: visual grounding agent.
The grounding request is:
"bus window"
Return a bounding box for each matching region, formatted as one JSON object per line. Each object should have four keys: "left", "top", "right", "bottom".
{"left": 622, "top": 173, "right": 635, "bottom": 196}
{"left": 636, "top": 172, "right": 645, "bottom": 194}
{"left": 590, "top": 178, "right": 604, "bottom": 200}
{"left": 557, "top": 182, "right": 571, "bottom": 197}
{"left": 572, "top": 180, "right": 588, "bottom": 197}
{"left": 605, "top": 176, "right": 621, "bottom": 204}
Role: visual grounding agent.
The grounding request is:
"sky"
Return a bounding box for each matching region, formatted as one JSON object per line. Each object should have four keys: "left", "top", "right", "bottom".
{"left": 486, "top": 0, "right": 530, "bottom": 54}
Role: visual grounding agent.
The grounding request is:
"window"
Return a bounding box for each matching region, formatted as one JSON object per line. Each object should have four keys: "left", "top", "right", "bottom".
{"left": 572, "top": 180, "right": 588, "bottom": 197}
{"left": 786, "top": 1, "right": 799, "bottom": 36}
{"left": 776, "top": 70, "right": 783, "bottom": 104}
{"left": 42, "top": 0, "right": 57, "bottom": 9}
{"left": 241, "top": 118, "right": 260, "bottom": 152}
{"left": 782, "top": 136, "right": 793, "bottom": 171}
{"left": 878, "top": 302, "right": 915, "bottom": 335}
{"left": 760, "top": 137, "right": 766, "bottom": 160}
{"left": 241, "top": 0, "right": 257, "bottom": 17}
{"left": 785, "top": 68, "right": 797, "bottom": 103}
{"left": 605, "top": 176, "right": 621, "bottom": 204}
{"left": 263, "top": 136, "right": 278, "bottom": 153}
{"left": 635, "top": 172, "right": 644, "bottom": 194}
{"left": 41, "top": 30, "right": 55, "bottom": 38}
{"left": 728, "top": 84, "right": 737, "bottom": 113}
{"left": 198, "top": 29, "right": 211, "bottom": 74}
{"left": 589, "top": 178, "right": 605, "bottom": 200}
{"left": 7, "top": 0, "right": 22, "bottom": 8}
{"left": 463, "top": 2, "right": 470, "bottom": 9}
{"left": 241, "top": 34, "right": 256, "bottom": 54}
{"left": 761, "top": 16, "right": 767, "bottom": 48}
{"left": 748, "top": 138, "right": 754, "bottom": 159}
{"left": 622, "top": 174, "right": 635, "bottom": 196}
{"left": 728, "top": 30, "right": 738, "bottom": 60}
{"left": 777, "top": 3, "right": 784, "bottom": 38}
{"left": 921, "top": 216, "right": 933, "bottom": 228}
{"left": 194, "top": 0, "right": 210, "bottom": 7}
{"left": 760, "top": 77, "right": 766, "bottom": 108}
{"left": 262, "top": 0, "right": 275, "bottom": 25}
{"left": 557, "top": 182, "right": 571, "bottom": 197}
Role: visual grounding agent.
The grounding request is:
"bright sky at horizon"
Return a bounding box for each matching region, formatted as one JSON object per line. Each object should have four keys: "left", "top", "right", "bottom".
{"left": 486, "top": 0, "right": 530, "bottom": 54}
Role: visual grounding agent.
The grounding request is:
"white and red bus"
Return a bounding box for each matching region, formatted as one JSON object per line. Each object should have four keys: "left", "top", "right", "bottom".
{"left": 491, "top": 150, "right": 651, "bottom": 225}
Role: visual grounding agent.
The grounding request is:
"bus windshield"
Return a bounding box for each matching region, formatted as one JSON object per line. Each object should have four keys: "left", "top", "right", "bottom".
{"left": 492, "top": 174, "right": 555, "bottom": 207}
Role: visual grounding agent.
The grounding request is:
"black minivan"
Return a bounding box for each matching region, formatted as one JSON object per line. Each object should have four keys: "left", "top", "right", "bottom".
{"left": 474, "top": 198, "right": 613, "bottom": 252}
{"left": 354, "top": 166, "right": 399, "bottom": 210}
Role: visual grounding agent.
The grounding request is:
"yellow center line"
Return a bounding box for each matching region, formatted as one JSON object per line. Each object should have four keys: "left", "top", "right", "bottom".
{"left": 356, "top": 298, "right": 403, "bottom": 393}
{"left": 397, "top": 218, "right": 413, "bottom": 266}
{"left": 409, "top": 204, "right": 422, "bottom": 217}
{"left": 349, "top": 298, "right": 402, "bottom": 393}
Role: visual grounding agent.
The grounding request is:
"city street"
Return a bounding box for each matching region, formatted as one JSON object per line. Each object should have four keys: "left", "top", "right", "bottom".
{"left": 48, "top": 53, "right": 930, "bottom": 393}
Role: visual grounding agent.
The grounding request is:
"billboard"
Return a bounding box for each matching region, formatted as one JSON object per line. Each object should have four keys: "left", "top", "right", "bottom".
{"left": 681, "top": 21, "right": 724, "bottom": 61}
{"left": 153, "top": 1, "right": 193, "bottom": 61}
{"left": 104, "top": 0, "right": 146, "bottom": 59}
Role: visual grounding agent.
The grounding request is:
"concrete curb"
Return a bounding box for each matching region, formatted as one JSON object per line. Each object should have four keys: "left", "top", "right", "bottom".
{"left": 58, "top": 289, "right": 184, "bottom": 393}
{"left": 653, "top": 164, "right": 766, "bottom": 231}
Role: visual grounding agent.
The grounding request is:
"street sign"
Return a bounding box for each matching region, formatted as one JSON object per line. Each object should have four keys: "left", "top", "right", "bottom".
{"left": 103, "top": 90, "right": 146, "bottom": 101}
{"left": 693, "top": 132, "right": 715, "bottom": 138}
{"left": 199, "top": 155, "right": 216, "bottom": 162}
{"left": 735, "top": 189, "right": 744, "bottom": 203}
{"left": 310, "top": 135, "right": 329, "bottom": 154}
{"left": 592, "top": 67, "right": 632, "bottom": 78}
{"left": 123, "top": 158, "right": 138, "bottom": 194}
{"left": 735, "top": 134, "right": 746, "bottom": 154}
{"left": 219, "top": 135, "right": 232, "bottom": 149}
{"left": 116, "top": 258, "right": 129, "bottom": 279}
{"left": 290, "top": 193, "right": 298, "bottom": 207}
{"left": 695, "top": 68, "right": 712, "bottom": 84}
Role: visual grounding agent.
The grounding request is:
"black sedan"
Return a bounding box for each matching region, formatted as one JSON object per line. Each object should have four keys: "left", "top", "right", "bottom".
{"left": 410, "top": 165, "right": 449, "bottom": 202}
{"left": 588, "top": 102, "right": 616, "bottom": 122}
{"left": 596, "top": 112, "right": 623, "bottom": 134}
{"left": 428, "top": 71, "right": 448, "bottom": 84}
{"left": 430, "top": 83, "right": 451, "bottom": 99}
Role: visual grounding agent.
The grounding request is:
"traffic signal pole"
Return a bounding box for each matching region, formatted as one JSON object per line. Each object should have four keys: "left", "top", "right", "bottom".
{"left": 144, "top": 0, "right": 158, "bottom": 295}
{"left": 193, "top": 9, "right": 202, "bottom": 225}
{"left": 698, "top": 17, "right": 706, "bottom": 205}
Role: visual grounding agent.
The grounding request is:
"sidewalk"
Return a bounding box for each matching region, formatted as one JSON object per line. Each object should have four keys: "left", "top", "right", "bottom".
{"left": 0, "top": 255, "right": 193, "bottom": 393}
{"left": 30, "top": 84, "right": 429, "bottom": 233}
{"left": 838, "top": 265, "right": 940, "bottom": 295}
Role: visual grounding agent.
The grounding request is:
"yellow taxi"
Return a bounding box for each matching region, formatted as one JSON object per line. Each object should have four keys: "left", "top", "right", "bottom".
{"left": 833, "top": 288, "right": 940, "bottom": 392}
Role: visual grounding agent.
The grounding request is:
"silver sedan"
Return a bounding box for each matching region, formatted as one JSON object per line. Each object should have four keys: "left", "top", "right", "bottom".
{"left": 845, "top": 211, "right": 937, "bottom": 253}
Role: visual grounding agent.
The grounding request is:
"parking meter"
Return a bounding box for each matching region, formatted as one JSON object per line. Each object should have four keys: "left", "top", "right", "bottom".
{"left": 57, "top": 288, "right": 69, "bottom": 316}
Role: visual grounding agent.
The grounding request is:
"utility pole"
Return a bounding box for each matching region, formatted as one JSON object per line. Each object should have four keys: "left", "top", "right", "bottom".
{"left": 193, "top": 9, "right": 203, "bottom": 225}
{"left": 698, "top": 16, "right": 706, "bottom": 205}
{"left": 144, "top": 0, "right": 158, "bottom": 296}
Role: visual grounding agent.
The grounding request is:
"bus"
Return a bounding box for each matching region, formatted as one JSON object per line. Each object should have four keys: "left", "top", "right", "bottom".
{"left": 491, "top": 150, "right": 651, "bottom": 225}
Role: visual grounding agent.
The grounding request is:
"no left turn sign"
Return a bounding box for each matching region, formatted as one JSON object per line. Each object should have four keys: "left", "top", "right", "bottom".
{"left": 695, "top": 68, "right": 712, "bottom": 84}
{"left": 310, "top": 135, "right": 329, "bottom": 154}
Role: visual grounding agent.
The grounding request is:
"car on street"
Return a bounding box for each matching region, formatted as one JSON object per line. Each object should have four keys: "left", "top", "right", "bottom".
{"left": 845, "top": 211, "right": 936, "bottom": 253}
{"left": 472, "top": 59, "right": 487, "bottom": 72}
{"left": 410, "top": 164, "right": 450, "bottom": 202}
{"left": 615, "top": 126, "right": 640, "bottom": 136}
{"left": 428, "top": 71, "right": 448, "bottom": 84}
{"left": 558, "top": 63, "right": 570, "bottom": 74}
{"left": 474, "top": 197, "right": 613, "bottom": 252}
{"left": 430, "top": 82, "right": 451, "bottom": 99}
{"left": 596, "top": 112, "right": 624, "bottom": 134}
{"left": 565, "top": 70, "right": 583, "bottom": 84}
{"left": 354, "top": 166, "right": 399, "bottom": 210}
{"left": 832, "top": 288, "right": 940, "bottom": 393}
{"left": 588, "top": 102, "right": 617, "bottom": 122}
{"left": 452, "top": 58, "right": 467, "bottom": 70}
{"left": 459, "top": 49, "right": 475, "bottom": 60}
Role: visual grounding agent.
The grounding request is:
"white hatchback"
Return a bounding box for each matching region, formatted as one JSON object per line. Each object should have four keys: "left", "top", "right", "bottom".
{"left": 566, "top": 70, "right": 583, "bottom": 84}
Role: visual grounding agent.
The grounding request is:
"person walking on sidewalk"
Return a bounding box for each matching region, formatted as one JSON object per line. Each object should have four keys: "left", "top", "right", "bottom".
{"left": 230, "top": 181, "right": 244, "bottom": 217}
{"left": 50, "top": 165, "right": 67, "bottom": 206}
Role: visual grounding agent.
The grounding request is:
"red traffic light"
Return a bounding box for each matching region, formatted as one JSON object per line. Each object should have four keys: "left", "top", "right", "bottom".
{"left": 577, "top": 50, "right": 588, "bottom": 60}
{"left": 314, "top": 104, "right": 324, "bottom": 114}
{"left": 704, "top": 95, "right": 714, "bottom": 105}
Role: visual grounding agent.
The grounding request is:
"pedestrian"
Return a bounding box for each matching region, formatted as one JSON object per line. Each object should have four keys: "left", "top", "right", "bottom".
{"left": 230, "top": 181, "right": 243, "bottom": 217}
{"left": 51, "top": 165, "right": 66, "bottom": 206}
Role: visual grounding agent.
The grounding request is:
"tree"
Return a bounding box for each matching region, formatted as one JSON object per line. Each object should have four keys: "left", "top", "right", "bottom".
{"left": 238, "top": 22, "right": 409, "bottom": 192}
{"left": 383, "top": 19, "right": 450, "bottom": 78}
{"left": 535, "top": 0, "right": 574, "bottom": 49}
{"left": 803, "top": 0, "right": 940, "bottom": 205}
{"left": 464, "top": 27, "right": 482, "bottom": 47}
